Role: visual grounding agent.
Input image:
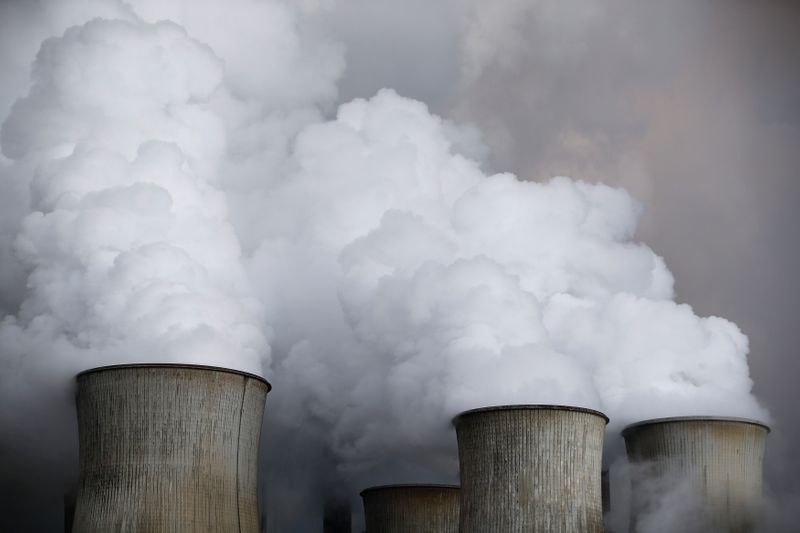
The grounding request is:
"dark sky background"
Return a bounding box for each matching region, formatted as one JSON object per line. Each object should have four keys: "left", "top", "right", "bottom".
{"left": 1, "top": 0, "right": 798, "bottom": 530}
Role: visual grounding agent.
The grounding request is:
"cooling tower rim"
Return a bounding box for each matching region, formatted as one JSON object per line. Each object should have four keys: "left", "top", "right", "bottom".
{"left": 622, "top": 415, "right": 770, "bottom": 436}
{"left": 452, "top": 404, "right": 609, "bottom": 425}
{"left": 360, "top": 484, "right": 459, "bottom": 497}
{"left": 77, "top": 363, "right": 272, "bottom": 390}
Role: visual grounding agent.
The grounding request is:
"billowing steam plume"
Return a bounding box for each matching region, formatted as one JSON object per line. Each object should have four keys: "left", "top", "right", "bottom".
{"left": 0, "top": 18, "right": 267, "bottom": 374}
{"left": 0, "top": 1, "right": 771, "bottom": 531}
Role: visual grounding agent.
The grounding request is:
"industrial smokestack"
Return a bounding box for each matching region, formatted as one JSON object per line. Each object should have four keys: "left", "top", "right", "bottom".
{"left": 72, "top": 364, "right": 271, "bottom": 533}
{"left": 360, "top": 484, "right": 459, "bottom": 533}
{"left": 453, "top": 405, "right": 608, "bottom": 533}
{"left": 622, "top": 416, "right": 769, "bottom": 533}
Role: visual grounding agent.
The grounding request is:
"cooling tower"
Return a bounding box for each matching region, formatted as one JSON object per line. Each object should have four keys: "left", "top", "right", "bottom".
{"left": 454, "top": 405, "right": 608, "bottom": 533}
{"left": 360, "top": 484, "right": 460, "bottom": 533}
{"left": 72, "top": 363, "right": 271, "bottom": 533}
{"left": 324, "top": 497, "right": 352, "bottom": 533}
{"left": 623, "top": 416, "right": 769, "bottom": 533}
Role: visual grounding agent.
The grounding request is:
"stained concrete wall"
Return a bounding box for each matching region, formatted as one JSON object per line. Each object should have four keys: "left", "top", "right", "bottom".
{"left": 72, "top": 364, "right": 270, "bottom": 533}
{"left": 623, "top": 417, "right": 769, "bottom": 533}
{"left": 361, "top": 485, "right": 459, "bottom": 533}
{"left": 454, "top": 405, "right": 608, "bottom": 533}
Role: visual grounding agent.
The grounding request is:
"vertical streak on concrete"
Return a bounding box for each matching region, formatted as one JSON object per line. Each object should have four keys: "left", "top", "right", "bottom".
{"left": 238, "top": 377, "right": 268, "bottom": 532}
{"left": 235, "top": 375, "right": 247, "bottom": 533}
{"left": 454, "top": 405, "right": 608, "bottom": 533}
{"left": 71, "top": 364, "right": 270, "bottom": 533}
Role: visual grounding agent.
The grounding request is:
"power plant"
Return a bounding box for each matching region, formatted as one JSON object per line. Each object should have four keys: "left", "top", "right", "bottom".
{"left": 71, "top": 364, "right": 270, "bottom": 533}
{"left": 623, "top": 416, "right": 770, "bottom": 533}
{"left": 453, "top": 405, "right": 608, "bottom": 533}
{"left": 360, "top": 484, "right": 459, "bottom": 533}
{"left": 68, "top": 366, "right": 770, "bottom": 532}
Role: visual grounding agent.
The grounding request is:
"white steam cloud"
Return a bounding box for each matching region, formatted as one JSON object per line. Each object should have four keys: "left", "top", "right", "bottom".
{"left": 256, "top": 90, "right": 764, "bottom": 461}
{"left": 0, "top": 1, "right": 769, "bottom": 531}
{"left": 0, "top": 18, "right": 267, "bottom": 374}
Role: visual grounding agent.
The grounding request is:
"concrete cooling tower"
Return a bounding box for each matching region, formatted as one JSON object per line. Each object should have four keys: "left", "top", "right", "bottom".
{"left": 453, "top": 405, "right": 608, "bottom": 533}
{"left": 71, "top": 363, "right": 271, "bottom": 533}
{"left": 324, "top": 497, "right": 352, "bottom": 533}
{"left": 623, "top": 416, "right": 769, "bottom": 533}
{"left": 360, "top": 484, "right": 460, "bottom": 533}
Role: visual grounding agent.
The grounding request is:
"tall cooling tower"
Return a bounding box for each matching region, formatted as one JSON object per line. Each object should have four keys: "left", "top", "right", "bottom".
{"left": 454, "top": 405, "right": 608, "bottom": 533}
{"left": 360, "top": 484, "right": 460, "bottom": 533}
{"left": 72, "top": 363, "right": 271, "bottom": 533}
{"left": 622, "top": 416, "right": 769, "bottom": 533}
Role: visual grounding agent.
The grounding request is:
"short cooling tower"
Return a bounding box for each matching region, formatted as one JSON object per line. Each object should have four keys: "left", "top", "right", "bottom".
{"left": 324, "top": 496, "right": 352, "bottom": 533}
{"left": 454, "top": 405, "right": 608, "bottom": 533}
{"left": 622, "top": 416, "right": 769, "bottom": 533}
{"left": 360, "top": 484, "right": 459, "bottom": 533}
{"left": 72, "top": 363, "right": 271, "bottom": 533}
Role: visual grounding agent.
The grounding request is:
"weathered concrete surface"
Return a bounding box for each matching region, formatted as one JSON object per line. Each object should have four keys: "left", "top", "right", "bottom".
{"left": 623, "top": 416, "right": 769, "bottom": 533}
{"left": 361, "top": 484, "right": 459, "bottom": 533}
{"left": 454, "top": 405, "right": 608, "bottom": 533}
{"left": 72, "top": 364, "right": 270, "bottom": 533}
